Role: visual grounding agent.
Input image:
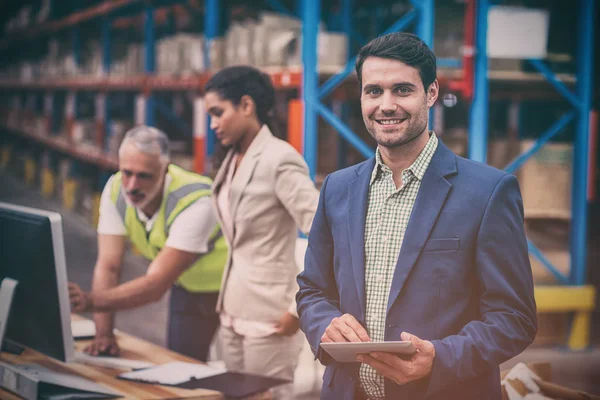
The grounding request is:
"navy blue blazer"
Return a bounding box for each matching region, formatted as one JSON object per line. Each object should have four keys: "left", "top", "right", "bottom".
{"left": 297, "top": 140, "right": 537, "bottom": 399}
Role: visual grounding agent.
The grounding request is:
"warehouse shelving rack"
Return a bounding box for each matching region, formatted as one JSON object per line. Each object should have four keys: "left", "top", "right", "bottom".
{"left": 466, "top": 0, "right": 596, "bottom": 350}
{"left": 0, "top": 0, "right": 597, "bottom": 349}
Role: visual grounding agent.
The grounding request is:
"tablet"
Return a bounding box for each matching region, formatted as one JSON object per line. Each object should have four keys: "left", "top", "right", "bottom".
{"left": 320, "top": 341, "right": 416, "bottom": 363}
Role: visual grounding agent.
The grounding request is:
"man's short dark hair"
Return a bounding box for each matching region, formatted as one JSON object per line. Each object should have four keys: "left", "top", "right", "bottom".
{"left": 355, "top": 32, "right": 437, "bottom": 92}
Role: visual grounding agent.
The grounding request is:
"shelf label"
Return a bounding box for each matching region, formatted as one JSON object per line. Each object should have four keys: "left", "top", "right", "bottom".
{"left": 193, "top": 97, "right": 207, "bottom": 139}
{"left": 135, "top": 95, "right": 146, "bottom": 126}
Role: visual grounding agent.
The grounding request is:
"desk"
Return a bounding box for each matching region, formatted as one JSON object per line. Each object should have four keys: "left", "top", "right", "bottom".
{"left": 0, "top": 316, "right": 270, "bottom": 400}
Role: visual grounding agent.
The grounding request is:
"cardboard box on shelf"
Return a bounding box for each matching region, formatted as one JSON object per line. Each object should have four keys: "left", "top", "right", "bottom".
{"left": 517, "top": 140, "right": 572, "bottom": 220}
{"left": 488, "top": 137, "right": 520, "bottom": 169}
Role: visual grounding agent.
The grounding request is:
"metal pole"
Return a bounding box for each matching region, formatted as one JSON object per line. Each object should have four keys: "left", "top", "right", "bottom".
{"left": 100, "top": 18, "right": 111, "bottom": 150}
{"left": 417, "top": 0, "right": 435, "bottom": 47}
{"left": 468, "top": 0, "right": 489, "bottom": 163}
{"left": 302, "top": 0, "right": 320, "bottom": 179}
{"left": 144, "top": 6, "right": 155, "bottom": 127}
{"left": 337, "top": 0, "right": 353, "bottom": 170}
{"left": 571, "top": 0, "right": 595, "bottom": 285}
{"left": 204, "top": 0, "right": 219, "bottom": 160}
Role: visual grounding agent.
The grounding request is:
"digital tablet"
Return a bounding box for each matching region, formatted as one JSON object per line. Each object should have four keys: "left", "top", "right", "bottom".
{"left": 320, "top": 341, "right": 416, "bottom": 363}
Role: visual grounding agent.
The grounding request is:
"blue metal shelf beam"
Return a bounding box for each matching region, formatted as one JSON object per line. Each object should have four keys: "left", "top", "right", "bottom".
{"left": 528, "top": 59, "right": 580, "bottom": 109}
{"left": 504, "top": 111, "right": 576, "bottom": 174}
{"left": 468, "top": 0, "right": 489, "bottom": 163}
{"left": 528, "top": 240, "right": 569, "bottom": 285}
{"left": 204, "top": 0, "right": 219, "bottom": 158}
{"left": 302, "top": 0, "right": 320, "bottom": 179}
{"left": 416, "top": 0, "right": 434, "bottom": 47}
{"left": 571, "top": 0, "right": 595, "bottom": 285}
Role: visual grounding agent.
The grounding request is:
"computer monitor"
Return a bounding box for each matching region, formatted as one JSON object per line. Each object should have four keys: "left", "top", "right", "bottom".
{"left": 0, "top": 202, "right": 74, "bottom": 363}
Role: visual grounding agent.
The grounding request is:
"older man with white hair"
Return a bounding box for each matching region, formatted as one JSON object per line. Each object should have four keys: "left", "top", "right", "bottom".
{"left": 68, "top": 125, "right": 227, "bottom": 362}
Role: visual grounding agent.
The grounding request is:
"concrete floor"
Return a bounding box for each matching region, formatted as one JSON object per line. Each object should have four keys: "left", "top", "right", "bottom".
{"left": 2, "top": 170, "right": 599, "bottom": 397}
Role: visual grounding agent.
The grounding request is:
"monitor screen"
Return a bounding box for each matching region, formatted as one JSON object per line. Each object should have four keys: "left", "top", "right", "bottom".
{"left": 0, "top": 202, "right": 74, "bottom": 363}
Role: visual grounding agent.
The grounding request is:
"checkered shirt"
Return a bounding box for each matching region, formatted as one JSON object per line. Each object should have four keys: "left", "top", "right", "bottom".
{"left": 359, "top": 132, "right": 438, "bottom": 398}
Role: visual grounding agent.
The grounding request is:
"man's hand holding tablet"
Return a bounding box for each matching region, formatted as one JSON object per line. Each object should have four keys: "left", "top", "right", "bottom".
{"left": 320, "top": 315, "right": 435, "bottom": 385}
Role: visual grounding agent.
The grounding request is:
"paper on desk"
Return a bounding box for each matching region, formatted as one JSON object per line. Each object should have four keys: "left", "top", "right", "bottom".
{"left": 74, "top": 351, "right": 155, "bottom": 370}
{"left": 118, "top": 361, "right": 227, "bottom": 385}
{"left": 71, "top": 320, "right": 96, "bottom": 339}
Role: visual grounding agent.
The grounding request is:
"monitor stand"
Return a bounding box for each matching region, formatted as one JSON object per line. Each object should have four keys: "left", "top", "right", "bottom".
{"left": 0, "top": 278, "right": 18, "bottom": 355}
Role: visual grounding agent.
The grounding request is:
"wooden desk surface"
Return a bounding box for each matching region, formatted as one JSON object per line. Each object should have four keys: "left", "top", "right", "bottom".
{"left": 0, "top": 316, "right": 270, "bottom": 400}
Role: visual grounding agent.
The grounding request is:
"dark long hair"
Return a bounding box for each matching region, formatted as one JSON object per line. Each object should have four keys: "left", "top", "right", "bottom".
{"left": 205, "top": 66, "right": 279, "bottom": 170}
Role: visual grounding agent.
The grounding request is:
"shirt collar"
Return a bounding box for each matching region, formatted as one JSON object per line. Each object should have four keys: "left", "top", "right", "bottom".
{"left": 370, "top": 131, "right": 438, "bottom": 186}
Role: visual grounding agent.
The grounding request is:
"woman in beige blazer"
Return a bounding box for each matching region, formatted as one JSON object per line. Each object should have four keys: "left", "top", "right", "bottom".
{"left": 205, "top": 66, "right": 319, "bottom": 399}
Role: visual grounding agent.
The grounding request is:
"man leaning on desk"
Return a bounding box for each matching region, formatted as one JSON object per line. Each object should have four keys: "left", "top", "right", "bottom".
{"left": 68, "top": 125, "right": 227, "bottom": 362}
{"left": 296, "top": 32, "right": 538, "bottom": 399}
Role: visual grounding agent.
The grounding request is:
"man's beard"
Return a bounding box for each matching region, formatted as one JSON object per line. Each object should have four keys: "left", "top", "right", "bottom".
{"left": 122, "top": 182, "right": 163, "bottom": 211}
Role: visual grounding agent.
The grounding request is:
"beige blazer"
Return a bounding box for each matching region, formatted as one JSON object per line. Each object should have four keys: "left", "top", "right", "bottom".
{"left": 213, "top": 125, "right": 319, "bottom": 322}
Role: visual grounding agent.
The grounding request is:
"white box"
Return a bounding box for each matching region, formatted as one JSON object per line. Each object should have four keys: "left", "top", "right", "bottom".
{"left": 487, "top": 6, "right": 550, "bottom": 59}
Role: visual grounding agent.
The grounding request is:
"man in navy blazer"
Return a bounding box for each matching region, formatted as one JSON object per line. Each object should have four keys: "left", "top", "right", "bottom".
{"left": 296, "top": 32, "right": 537, "bottom": 399}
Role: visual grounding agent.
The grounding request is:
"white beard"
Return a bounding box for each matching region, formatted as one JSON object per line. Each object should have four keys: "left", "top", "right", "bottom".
{"left": 121, "top": 180, "right": 163, "bottom": 212}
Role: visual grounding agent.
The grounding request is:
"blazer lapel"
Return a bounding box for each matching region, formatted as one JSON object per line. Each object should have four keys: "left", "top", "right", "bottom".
{"left": 212, "top": 150, "right": 234, "bottom": 243}
{"left": 213, "top": 150, "right": 234, "bottom": 192}
{"left": 229, "top": 126, "right": 273, "bottom": 230}
{"left": 347, "top": 158, "right": 375, "bottom": 323}
{"left": 386, "top": 141, "right": 458, "bottom": 313}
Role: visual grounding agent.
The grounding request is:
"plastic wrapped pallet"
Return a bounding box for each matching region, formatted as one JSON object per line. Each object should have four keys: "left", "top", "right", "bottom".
{"left": 266, "top": 29, "right": 298, "bottom": 67}
{"left": 178, "top": 33, "right": 204, "bottom": 75}
{"left": 225, "top": 21, "right": 256, "bottom": 66}
{"left": 253, "top": 12, "right": 302, "bottom": 67}
{"left": 209, "top": 37, "right": 225, "bottom": 70}
{"left": 126, "top": 43, "right": 143, "bottom": 76}
{"left": 110, "top": 40, "right": 130, "bottom": 77}
{"left": 224, "top": 22, "right": 240, "bottom": 66}
{"left": 286, "top": 31, "right": 349, "bottom": 71}
{"left": 82, "top": 40, "right": 102, "bottom": 77}
{"left": 318, "top": 32, "right": 349, "bottom": 71}
{"left": 157, "top": 36, "right": 180, "bottom": 76}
